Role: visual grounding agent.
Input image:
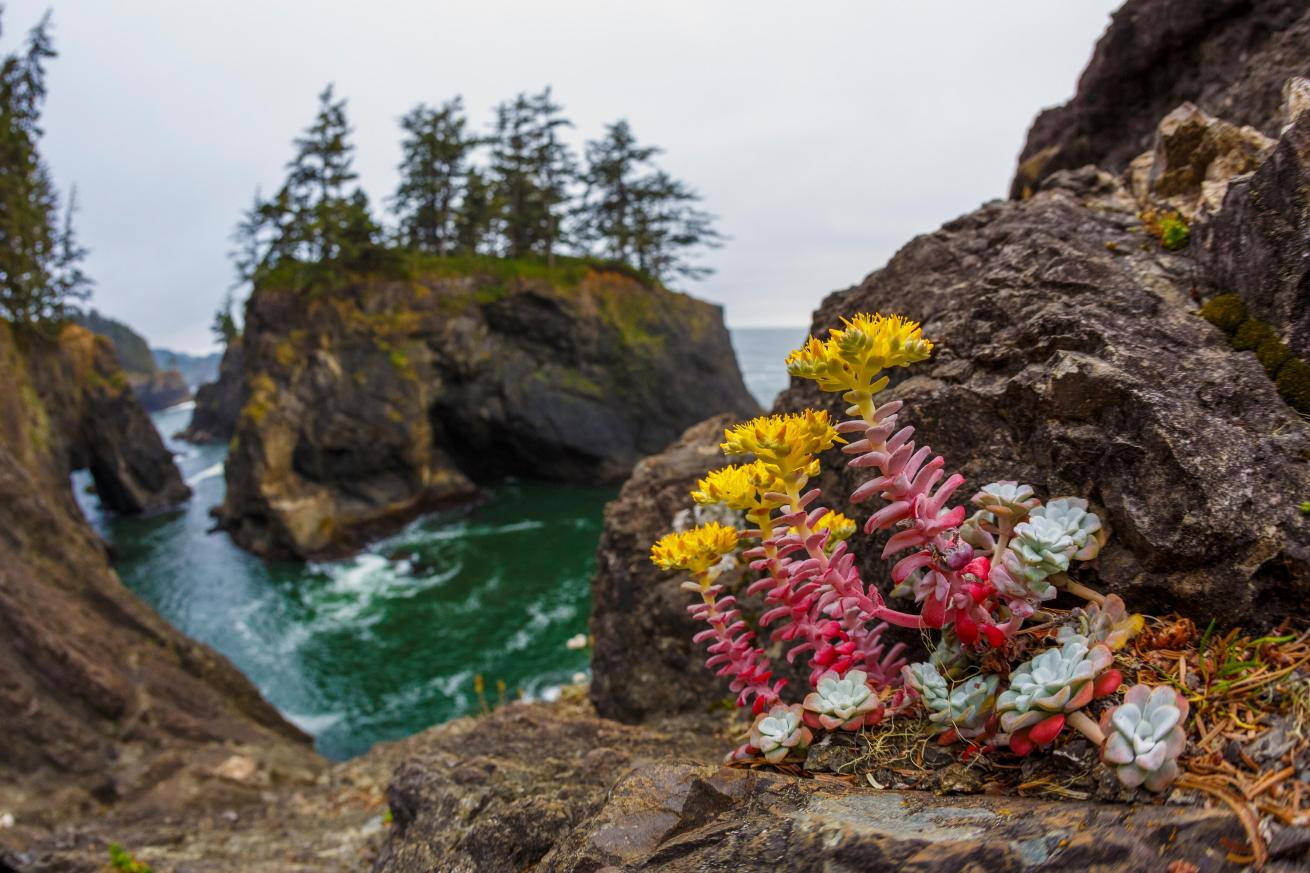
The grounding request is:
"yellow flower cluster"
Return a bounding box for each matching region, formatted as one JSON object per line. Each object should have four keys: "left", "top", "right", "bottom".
{"left": 650, "top": 522, "right": 740, "bottom": 573}
{"left": 811, "top": 510, "right": 857, "bottom": 543}
{"left": 786, "top": 313, "right": 933, "bottom": 395}
{"left": 691, "top": 461, "right": 780, "bottom": 511}
{"left": 720, "top": 410, "right": 840, "bottom": 478}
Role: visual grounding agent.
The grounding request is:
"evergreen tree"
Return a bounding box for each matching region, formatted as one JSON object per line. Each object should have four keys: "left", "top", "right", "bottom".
{"left": 230, "top": 85, "right": 383, "bottom": 288}
{"left": 487, "top": 88, "right": 575, "bottom": 259}
{"left": 578, "top": 120, "right": 721, "bottom": 283}
{"left": 0, "top": 11, "right": 91, "bottom": 325}
{"left": 453, "top": 167, "right": 495, "bottom": 255}
{"left": 392, "top": 98, "right": 478, "bottom": 255}
{"left": 576, "top": 120, "right": 658, "bottom": 263}
{"left": 629, "top": 169, "right": 722, "bottom": 282}
{"left": 210, "top": 289, "right": 239, "bottom": 346}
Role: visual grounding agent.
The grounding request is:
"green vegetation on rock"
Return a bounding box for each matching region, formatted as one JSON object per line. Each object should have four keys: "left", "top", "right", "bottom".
{"left": 1199, "top": 293, "right": 1310, "bottom": 414}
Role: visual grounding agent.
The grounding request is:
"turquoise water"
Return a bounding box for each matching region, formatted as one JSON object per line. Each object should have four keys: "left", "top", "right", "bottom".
{"left": 734, "top": 326, "right": 808, "bottom": 408}
{"left": 73, "top": 329, "right": 799, "bottom": 759}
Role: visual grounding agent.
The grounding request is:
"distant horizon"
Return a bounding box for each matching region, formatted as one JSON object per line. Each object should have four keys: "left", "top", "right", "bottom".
{"left": 13, "top": 1, "right": 1119, "bottom": 354}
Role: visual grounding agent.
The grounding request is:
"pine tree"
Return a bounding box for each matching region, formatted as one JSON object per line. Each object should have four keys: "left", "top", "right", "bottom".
{"left": 453, "top": 167, "right": 495, "bottom": 255}
{"left": 0, "top": 11, "right": 91, "bottom": 326}
{"left": 392, "top": 98, "right": 478, "bottom": 255}
{"left": 230, "top": 85, "right": 383, "bottom": 289}
{"left": 210, "top": 289, "right": 239, "bottom": 346}
{"left": 578, "top": 121, "right": 721, "bottom": 283}
{"left": 576, "top": 120, "right": 658, "bottom": 264}
{"left": 487, "top": 88, "right": 575, "bottom": 259}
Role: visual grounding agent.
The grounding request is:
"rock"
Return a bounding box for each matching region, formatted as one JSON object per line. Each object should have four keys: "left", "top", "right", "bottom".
{"left": 1127, "top": 101, "right": 1275, "bottom": 218}
{"left": 591, "top": 165, "right": 1310, "bottom": 722}
{"left": 374, "top": 701, "right": 1246, "bottom": 873}
{"left": 220, "top": 265, "right": 759, "bottom": 559}
{"left": 1012, "top": 0, "right": 1310, "bottom": 198}
{"left": 129, "top": 368, "right": 191, "bottom": 412}
{"left": 0, "top": 321, "right": 313, "bottom": 833}
{"left": 180, "top": 336, "right": 244, "bottom": 444}
{"left": 375, "top": 700, "right": 725, "bottom": 873}
{"left": 589, "top": 416, "right": 744, "bottom": 722}
{"left": 781, "top": 166, "right": 1309, "bottom": 625}
{"left": 1197, "top": 112, "right": 1310, "bottom": 360}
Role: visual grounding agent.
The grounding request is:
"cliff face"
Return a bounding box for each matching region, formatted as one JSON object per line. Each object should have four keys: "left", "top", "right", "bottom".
{"left": 1011, "top": 0, "right": 1310, "bottom": 197}
{"left": 74, "top": 308, "right": 193, "bottom": 412}
{"left": 0, "top": 322, "right": 313, "bottom": 833}
{"left": 219, "top": 262, "right": 759, "bottom": 559}
{"left": 181, "top": 336, "right": 244, "bottom": 443}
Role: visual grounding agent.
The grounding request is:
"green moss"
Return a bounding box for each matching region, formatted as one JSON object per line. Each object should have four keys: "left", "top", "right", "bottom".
{"left": 1275, "top": 357, "right": 1310, "bottom": 414}
{"left": 557, "top": 368, "right": 605, "bottom": 399}
{"left": 274, "top": 338, "right": 297, "bottom": 368}
{"left": 108, "top": 843, "right": 153, "bottom": 873}
{"left": 240, "top": 373, "right": 278, "bottom": 425}
{"left": 1140, "top": 208, "right": 1190, "bottom": 250}
{"left": 1256, "top": 336, "right": 1293, "bottom": 378}
{"left": 1199, "top": 293, "right": 1248, "bottom": 334}
{"left": 387, "top": 347, "right": 409, "bottom": 370}
{"left": 1231, "top": 318, "right": 1278, "bottom": 352}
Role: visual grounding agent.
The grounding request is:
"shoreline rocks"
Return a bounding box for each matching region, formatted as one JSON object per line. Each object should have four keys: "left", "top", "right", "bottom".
{"left": 218, "top": 263, "right": 759, "bottom": 559}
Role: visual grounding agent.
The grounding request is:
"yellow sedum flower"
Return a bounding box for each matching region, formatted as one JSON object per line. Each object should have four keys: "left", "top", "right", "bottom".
{"left": 691, "top": 461, "right": 780, "bottom": 511}
{"left": 721, "top": 410, "right": 841, "bottom": 478}
{"left": 812, "top": 510, "right": 857, "bottom": 543}
{"left": 786, "top": 312, "right": 933, "bottom": 395}
{"left": 650, "top": 522, "right": 740, "bottom": 573}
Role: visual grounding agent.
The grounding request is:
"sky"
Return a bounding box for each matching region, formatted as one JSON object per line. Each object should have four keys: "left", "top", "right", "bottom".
{"left": 12, "top": 1, "right": 1121, "bottom": 353}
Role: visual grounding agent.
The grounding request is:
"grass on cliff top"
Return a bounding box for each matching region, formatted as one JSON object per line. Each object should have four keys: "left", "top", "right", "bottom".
{"left": 256, "top": 250, "right": 662, "bottom": 299}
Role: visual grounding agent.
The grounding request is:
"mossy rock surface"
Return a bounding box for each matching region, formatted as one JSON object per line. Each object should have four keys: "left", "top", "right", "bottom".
{"left": 1198, "top": 293, "right": 1247, "bottom": 334}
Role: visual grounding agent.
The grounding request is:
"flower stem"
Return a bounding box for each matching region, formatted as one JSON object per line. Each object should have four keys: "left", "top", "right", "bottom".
{"left": 1067, "top": 710, "right": 1105, "bottom": 745}
{"left": 1054, "top": 573, "right": 1106, "bottom": 605}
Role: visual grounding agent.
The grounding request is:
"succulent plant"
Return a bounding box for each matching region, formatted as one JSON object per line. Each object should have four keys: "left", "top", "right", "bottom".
{"left": 749, "top": 703, "right": 812, "bottom": 763}
{"left": 802, "top": 669, "right": 883, "bottom": 730}
{"left": 997, "top": 635, "right": 1121, "bottom": 755}
{"left": 904, "top": 661, "right": 996, "bottom": 739}
{"left": 1029, "top": 497, "right": 1104, "bottom": 560}
{"left": 1100, "top": 684, "right": 1188, "bottom": 792}
{"left": 1009, "top": 515, "right": 1077, "bottom": 579}
{"left": 971, "top": 481, "right": 1040, "bottom": 519}
{"left": 1057, "top": 594, "right": 1144, "bottom": 652}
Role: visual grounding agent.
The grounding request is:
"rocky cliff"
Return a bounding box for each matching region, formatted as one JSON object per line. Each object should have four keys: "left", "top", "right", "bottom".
{"left": 218, "top": 261, "right": 759, "bottom": 559}
{"left": 74, "top": 308, "right": 193, "bottom": 411}
{"left": 1011, "top": 0, "right": 1310, "bottom": 197}
{"left": 181, "top": 336, "right": 244, "bottom": 443}
{"left": 0, "top": 322, "right": 316, "bottom": 861}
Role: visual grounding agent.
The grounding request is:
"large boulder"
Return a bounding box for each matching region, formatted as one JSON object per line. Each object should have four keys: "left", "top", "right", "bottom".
{"left": 220, "top": 264, "right": 759, "bottom": 559}
{"left": 0, "top": 321, "right": 313, "bottom": 836}
{"left": 374, "top": 700, "right": 1247, "bottom": 873}
{"left": 1011, "top": 0, "right": 1310, "bottom": 198}
{"left": 1198, "top": 107, "right": 1310, "bottom": 360}
{"left": 127, "top": 368, "right": 191, "bottom": 412}
{"left": 591, "top": 165, "right": 1310, "bottom": 722}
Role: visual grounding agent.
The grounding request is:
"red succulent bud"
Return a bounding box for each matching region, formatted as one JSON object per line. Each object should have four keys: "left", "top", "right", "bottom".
{"left": 1093, "top": 668, "right": 1123, "bottom": 699}
{"left": 955, "top": 614, "right": 979, "bottom": 645}
{"left": 982, "top": 624, "right": 1006, "bottom": 649}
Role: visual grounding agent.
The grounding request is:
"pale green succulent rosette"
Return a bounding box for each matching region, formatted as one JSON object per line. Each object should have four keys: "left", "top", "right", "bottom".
{"left": 902, "top": 662, "right": 997, "bottom": 738}
{"left": 1029, "top": 497, "right": 1104, "bottom": 560}
{"left": 1099, "top": 684, "right": 1188, "bottom": 792}
{"left": 802, "top": 669, "right": 883, "bottom": 731}
{"left": 997, "top": 636, "right": 1115, "bottom": 733}
{"left": 971, "top": 481, "right": 1040, "bottom": 519}
{"left": 748, "top": 703, "right": 813, "bottom": 763}
{"left": 1057, "top": 594, "right": 1145, "bottom": 652}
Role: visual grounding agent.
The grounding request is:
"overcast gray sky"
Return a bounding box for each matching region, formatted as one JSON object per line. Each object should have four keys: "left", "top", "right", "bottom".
{"left": 12, "top": 1, "right": 1120, "bottom": 352}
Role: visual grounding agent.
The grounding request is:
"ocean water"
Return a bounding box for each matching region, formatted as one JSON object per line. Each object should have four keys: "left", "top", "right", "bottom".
{"left": 73, "top": 329, "right": 798, "bottom": 759}
{"left": 732, "top": 326, "right": 808, "bottom": 408}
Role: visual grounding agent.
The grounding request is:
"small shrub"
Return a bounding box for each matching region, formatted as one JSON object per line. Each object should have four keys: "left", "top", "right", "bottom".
{"left": 1231, "top": 318, "right": 1278, "bottom": 352}
{"left": 1256, "top": 337, "right": 1293, "bottom": 378}
{"left": 1275, "top": 357, "right": 1310, "bottom": 414}
{"left": 1198, "top": 293, "right": 1248, "bottom": 334}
